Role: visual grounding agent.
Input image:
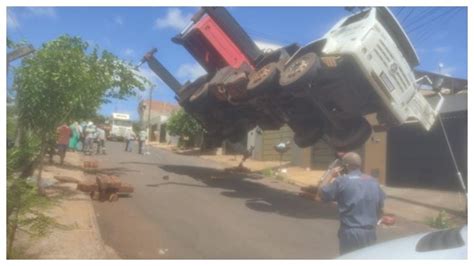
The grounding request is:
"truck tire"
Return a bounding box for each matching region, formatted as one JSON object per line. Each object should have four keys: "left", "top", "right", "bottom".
{"left": 246, "top": 62, "right": 279, "bottom": 97}
{"left": 279, "top": 52, "right": 320, "bottom": 92}
{"left": 327, "top": 116, "right": 372, "bottom": 151}
{"left": 293, "top": 126, "right": 324, "bottom": 148}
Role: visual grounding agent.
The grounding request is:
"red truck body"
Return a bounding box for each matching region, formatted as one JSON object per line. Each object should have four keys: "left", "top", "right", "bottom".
{"left": 193, "top": 15, "right": 253, "bottom": 69}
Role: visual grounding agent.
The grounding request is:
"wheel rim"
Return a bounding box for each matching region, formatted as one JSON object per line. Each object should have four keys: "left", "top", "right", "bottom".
{"left": 286, "top": 58, "right": 309, "bottom": 80}
{"left": 249, "top": 65, "right": 271, "bottom": 88}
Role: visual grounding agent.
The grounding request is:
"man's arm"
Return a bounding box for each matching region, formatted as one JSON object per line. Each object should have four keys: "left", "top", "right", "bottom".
{"left": 316, "top": 166, "right": 342, "bottom": 202}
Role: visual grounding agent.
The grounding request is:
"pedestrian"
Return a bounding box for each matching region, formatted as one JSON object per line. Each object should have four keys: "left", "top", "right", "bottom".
{"left": 317, "top": 152, "right": 385, "bottom": 255}
{"left": 68, "top": 121, "right": 80, "bottom": 152}
{"left": 96, "top": 126, "right": 107, "bottom": 155}
{"left": 78, "top": 121, "right": 86, "bottom": 151}
{"left": 138, "top": 129, "right": 147, "bottom": 154}
{"left": 124, "top": 130, "right": 135, "bottom": 152}
{"left": 83, "top": 121, "right": 97, "bottom": 155}
{"left": 56, "top": 123, "right": 72, "bottom": 165}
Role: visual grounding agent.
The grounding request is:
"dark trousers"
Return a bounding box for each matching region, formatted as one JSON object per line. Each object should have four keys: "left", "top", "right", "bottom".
{"left": 138, "top": 140, "right": 144, "bottom": 154}
{"left": 125, "top": 139, "right": 132, "bottom": 152}
{"left": 338, "top": 227, "right": 376, "bottom": 255}
{"left": 96, "top": 140, "right": 105, "bottom": 154}
{"left": 56, "top": 144, "right": 68, "bottom": 164}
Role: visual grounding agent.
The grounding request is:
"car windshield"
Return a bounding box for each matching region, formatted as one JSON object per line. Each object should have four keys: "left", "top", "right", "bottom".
{"left": 113, "top": 120, "right": 132, "bottom": 127}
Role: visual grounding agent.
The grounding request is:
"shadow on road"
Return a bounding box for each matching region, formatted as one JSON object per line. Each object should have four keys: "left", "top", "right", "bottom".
{"left": 120, "top": 161, "right": 162, "bottom": 166}
{"left": 146, "top": 182, "right": 209, "bottom": 189}
{"left": 159, "top": 164, "right": 338, "bottom": 220}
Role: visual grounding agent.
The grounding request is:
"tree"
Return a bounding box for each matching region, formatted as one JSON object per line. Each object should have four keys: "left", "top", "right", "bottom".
{"left": 13, "top": 35, "right": 149, "bottom": 192}
{"left": 166, "top": 109, "right": 203, "bottom": 147}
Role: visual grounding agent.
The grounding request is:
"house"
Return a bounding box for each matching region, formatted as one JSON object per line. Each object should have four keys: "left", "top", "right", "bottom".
{"left": 137, "top": 100, "right": 179, "bottom": 143}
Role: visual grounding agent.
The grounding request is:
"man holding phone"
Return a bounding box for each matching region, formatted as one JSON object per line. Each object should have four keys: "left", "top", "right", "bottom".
{"left": 317, "top": 152, "right": 385, "bottom": 255}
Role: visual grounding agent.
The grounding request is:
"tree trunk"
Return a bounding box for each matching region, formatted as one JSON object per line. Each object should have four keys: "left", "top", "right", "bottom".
{"left": 36, "top": 136, "right": 48, "bottom": 195}
{"left": 7, "top": 200, "right": 21, "bottom": 258}
{"left": 14, "top": 124, "right": 24, "bottom": 148}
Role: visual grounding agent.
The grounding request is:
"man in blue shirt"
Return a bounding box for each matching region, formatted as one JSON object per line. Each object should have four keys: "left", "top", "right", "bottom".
{"left": 317, "top": 152, "right": 385, "bottom": 255}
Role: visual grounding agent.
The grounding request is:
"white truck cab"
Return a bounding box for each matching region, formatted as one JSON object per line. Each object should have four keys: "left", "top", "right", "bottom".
{"left": 321, "top": 7, "right": 440, "bottom": 130}
{"left": 109, "top": 113, "right": 133, "bottom": 141}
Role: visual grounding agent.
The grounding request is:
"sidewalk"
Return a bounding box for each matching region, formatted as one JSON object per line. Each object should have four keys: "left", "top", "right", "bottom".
{"left": 14, "top": 152, "right": 119, "bottom": 259}
{"left": 151, "top": 142, "right": 466, "bottom": 227}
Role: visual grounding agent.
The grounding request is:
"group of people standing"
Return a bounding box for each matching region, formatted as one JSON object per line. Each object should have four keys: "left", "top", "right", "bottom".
{"left": 124, "top": 129, "right": 148, "bottom": 154}
{"left": 54, "top": 121, "right": 107, "bottom": 164}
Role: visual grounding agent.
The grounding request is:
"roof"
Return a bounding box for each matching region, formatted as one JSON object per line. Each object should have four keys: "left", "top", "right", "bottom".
{"left": 140, "top": 100, "right": 179, "bottom": 114}
{"left": 426, "top": 93, "right": 467, "bottom": 114}
{"left": 415, "top": 70, "right": 467, "bottom": 93}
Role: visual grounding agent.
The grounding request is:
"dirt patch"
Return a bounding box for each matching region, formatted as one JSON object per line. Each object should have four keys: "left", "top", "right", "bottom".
{"left": 13, "top": 152, "right": 119, "bottom": 259}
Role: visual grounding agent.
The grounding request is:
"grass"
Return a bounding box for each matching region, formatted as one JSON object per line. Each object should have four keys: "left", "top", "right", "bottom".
{"left": 260, "top": 168, "right": 287, "bottom": 181}
{"left": 261, "top": 168, "right": 274, "bottom": 177}
{"left": 425, "top": 210, "right": 452, "bottom": 229}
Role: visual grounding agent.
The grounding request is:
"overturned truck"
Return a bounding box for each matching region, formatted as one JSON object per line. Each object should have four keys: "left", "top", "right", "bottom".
{"left": 141, "top": 7, "right": 443, "bottom": 151}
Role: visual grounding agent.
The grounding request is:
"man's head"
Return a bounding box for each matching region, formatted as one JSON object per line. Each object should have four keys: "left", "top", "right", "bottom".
{"left": 341, "top": 152, "right": 362, "bottom": 171}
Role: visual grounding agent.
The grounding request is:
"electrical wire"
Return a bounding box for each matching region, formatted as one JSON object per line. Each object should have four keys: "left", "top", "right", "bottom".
{"left": 407, "top": 8, "right": 456, "bottom": 35}
{"left": 404, "top": 7, "right": 436, "bottom": 30}
{"left": 438, "top": 116, "right": 467, "bottom": 195}
{"left": 414, "top": 8, "right": 460, "bottom": 43}
{"left": 400, "top": 8, "right": 415, "bottom": 25}
{"left": 395, "top": 7, "right": 405, "bottom": 17}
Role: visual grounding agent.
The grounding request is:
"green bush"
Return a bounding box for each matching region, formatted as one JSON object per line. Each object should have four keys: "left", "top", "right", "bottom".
{"left": 261, "top": 168, "right": 274, "bottom": 177}
{"left": 426, "top": 210, "right": 451, "bottom": 229}
{"left": 167, "top": 109, "right": 203, "bottom": 148}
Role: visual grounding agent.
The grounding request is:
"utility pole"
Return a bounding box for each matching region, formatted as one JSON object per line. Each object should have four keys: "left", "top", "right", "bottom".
{"left": 147, "top": 86, "right": 153, "bottom": 140}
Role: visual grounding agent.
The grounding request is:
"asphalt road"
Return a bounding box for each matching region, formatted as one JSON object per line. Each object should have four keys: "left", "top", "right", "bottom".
{"left": 91, "top": 141, "right": 431, "bottom": 259}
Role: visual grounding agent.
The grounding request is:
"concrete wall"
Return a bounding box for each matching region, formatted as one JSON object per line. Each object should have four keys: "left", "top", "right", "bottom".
{"left": 248, "top": 125, "right": 311, "bottom": 168}
{"left": 247, "top": 127, "right": 263, "bottom": 160}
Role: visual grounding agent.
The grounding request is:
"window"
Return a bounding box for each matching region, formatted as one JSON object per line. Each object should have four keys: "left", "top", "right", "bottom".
{"left": 113, "top": 120, "right": 132, "bottom": 127}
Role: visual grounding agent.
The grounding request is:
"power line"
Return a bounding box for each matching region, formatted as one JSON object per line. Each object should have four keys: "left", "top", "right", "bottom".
{"left": 405, "top": 8, "right": 443, "bottom": 33}
{"left": 403, "top": 7, "right": 434, "bottom": 28}
{"left": 395, "top": 7, "right": 405, "bottom": 17}
{"left": 440, "top": 7, "right": 463, "bottom": 25}
{"left": 414, "top": 8, "right": 461, "bottom": 43}
{"left": 401, "top": 8, "right": 415, "bottom": 25}
{"left": 407, "top": 7, "right": 456, "bottom": 35}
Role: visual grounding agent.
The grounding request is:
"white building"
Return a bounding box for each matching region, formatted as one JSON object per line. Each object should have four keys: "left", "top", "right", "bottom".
{"left": 138, "top": 100, "right": 179, "bottom": 143}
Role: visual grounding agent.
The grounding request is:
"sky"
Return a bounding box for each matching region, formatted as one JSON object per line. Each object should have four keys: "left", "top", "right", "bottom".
{"left": 6, "top": 6, "right": 468, "bottom": 121}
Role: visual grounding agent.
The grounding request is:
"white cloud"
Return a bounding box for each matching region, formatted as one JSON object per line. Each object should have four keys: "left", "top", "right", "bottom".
{"left": 255, "top": 40, "right": 283, "bottom": 52}
{"left": 154, "top": 8, "right": 192, "bottom": 31}
{"left": 132, "top": 67, "right": 166, "bottom": 100}
{"left": 124, "top": 48, "right": 135, "bottom": 57}
{"left": 176, "top": 63, "right": 206, "bottom": 82}
{"left": 114, "top": 16, "right": 123, "bottom": 25}
{"left": 8, "top": 7, "right": 58, "bottom": 30}
{"left": 7, "top": 10, "right": 20, "bottom": 29}
{"left": 432, "top": 46, "right": 451, "bottom": 54}
{"left": 26, "top": 7, "right": 57, "bottom": 18}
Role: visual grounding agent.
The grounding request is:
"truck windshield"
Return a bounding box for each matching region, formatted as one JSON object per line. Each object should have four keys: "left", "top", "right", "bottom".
{"left": 113, "top": 120, "right": 132, "bottom": 127}
{"left": 341, "top": 9, "right": 370, "bottom": 27}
